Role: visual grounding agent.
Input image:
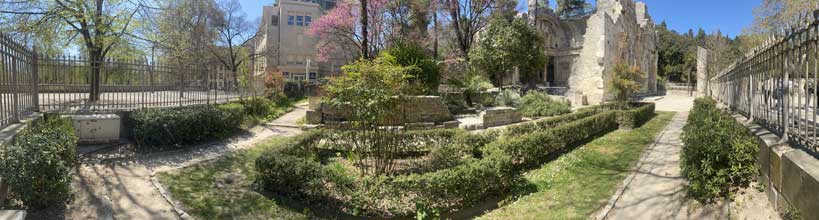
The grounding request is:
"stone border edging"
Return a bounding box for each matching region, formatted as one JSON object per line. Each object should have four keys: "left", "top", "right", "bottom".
{"left": 593, "top": 113, "right": 674, "bottom": 220}
{"left": 149, "top": 174, "right": 193, "bottom": 220}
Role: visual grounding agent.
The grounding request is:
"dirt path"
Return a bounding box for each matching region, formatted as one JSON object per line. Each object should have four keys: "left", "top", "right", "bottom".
{"left": 61, "top": 104, "right": 308, "bottom": 220}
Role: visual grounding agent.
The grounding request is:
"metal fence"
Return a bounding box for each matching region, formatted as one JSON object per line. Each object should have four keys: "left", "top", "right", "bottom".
{"left": 0, "top": 33, "right": 264, "bottom": 128}
{"left": 711, "top": 11, "right": 819, "bottom": 156}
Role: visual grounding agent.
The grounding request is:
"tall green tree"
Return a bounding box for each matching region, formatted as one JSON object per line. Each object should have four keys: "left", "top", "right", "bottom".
{"left": 470, "top": 16, "right": 547, "bottom": 88}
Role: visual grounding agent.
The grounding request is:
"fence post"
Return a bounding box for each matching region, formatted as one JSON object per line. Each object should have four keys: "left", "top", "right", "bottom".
{"left": 11, "top": 51, "right": 19, "bottom": 123}
{"left": 782, "top": 32, "right": 791, "bottom": 144}
{"left": 32, "top": 46, "right": 39, "bottom": 112}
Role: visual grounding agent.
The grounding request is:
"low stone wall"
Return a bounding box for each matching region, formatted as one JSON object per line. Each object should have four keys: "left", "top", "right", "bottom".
{"left": 482, "top": 107, "right": 522, "bottom": 128}
{"left": 734, "top": 114, "right": 819, "bottom": 218}
{"left": 308, "top": 96, "right": 458, "bottom": 128}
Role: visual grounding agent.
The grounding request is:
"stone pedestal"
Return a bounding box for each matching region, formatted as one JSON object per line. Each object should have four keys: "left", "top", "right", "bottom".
{"left": 65, "top": 114, "right": 121, "bottom": 144}
{"left": 0, "top": 210, "right": 26, "bottom": 220}
{"left": 482, "top": 107, "right": 523, "bottom": 128}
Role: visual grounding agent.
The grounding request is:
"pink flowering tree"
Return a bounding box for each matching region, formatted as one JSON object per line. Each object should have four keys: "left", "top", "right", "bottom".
{"left": 309, "top": 0, "right": 390, "bottom": 62}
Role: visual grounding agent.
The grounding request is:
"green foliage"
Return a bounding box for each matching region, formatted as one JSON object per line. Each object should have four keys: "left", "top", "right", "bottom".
{"left": 130, "top": 106, "right": 239, "bottom": 147}
{"left": 0, "top": 114, "right": 78, "bottom": 209}
{"left": 609, "top": 63, "right": 644, "bottom": 106}
{"left": 383, "top": 41, "right": 441, "bottom": 94}
{"left": 253, "top": 102, "right": 651, "bottom": 217}
{"left": 504, "top": 103, "right": 614, "bottom": 137}
{"left": 617, "top": 103, "right": 656, "bottom": 129}
{"left": 447, "top": 70, "right": 494, "bottom": 106}
{"left": 494, "top": 89, "right": 521, "bottom": 107}
{"left": 470, "top": 17, "right": 547, "bottom": 86}
{"left": 681, "top": 98, "right": 759, "bottom": 201}
{"left": 519, "top": 91, "right": 572, "bottom": 117}
{"left": 556, "top": 0, "right": 592, "bottom": 18}
{"left": 324, "top": 56, "right": 420, "bottom": 127}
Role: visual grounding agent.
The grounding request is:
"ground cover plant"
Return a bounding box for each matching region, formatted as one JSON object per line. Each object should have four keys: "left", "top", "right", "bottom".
{"left": 519, "top": 91, "right": 572, "bottom": 118}
{"left": 0, "top": 114, "right": 78, "bottom": 209}
{"left": 681, "top": 97, "right": 758, "bottom": 201}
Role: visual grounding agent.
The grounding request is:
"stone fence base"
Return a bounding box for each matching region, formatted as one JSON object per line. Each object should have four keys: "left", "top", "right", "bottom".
{"left": 733, "top": 114, "right": 819, "bottom": 218}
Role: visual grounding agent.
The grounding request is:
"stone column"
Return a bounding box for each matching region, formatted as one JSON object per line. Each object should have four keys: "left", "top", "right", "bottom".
{"left": 697, "top": 47, "right": 708, "bottom": 97}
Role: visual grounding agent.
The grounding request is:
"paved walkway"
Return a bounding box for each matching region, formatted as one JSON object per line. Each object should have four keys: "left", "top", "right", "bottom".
{"left": 60, "top": 104, "right": 308, "bottom": 220}
{"left": 600, "top": 112, "right": 726, "bottom": 220}
{"left": 600, "top": 95, "right": 780, "bottom": 220}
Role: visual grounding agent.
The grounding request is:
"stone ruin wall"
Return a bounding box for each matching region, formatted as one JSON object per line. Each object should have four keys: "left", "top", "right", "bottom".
{"left": 531, "top": 0, "right": 658, "bottom": 106}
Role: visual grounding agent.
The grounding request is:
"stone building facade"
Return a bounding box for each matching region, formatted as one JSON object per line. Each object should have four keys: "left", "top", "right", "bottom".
{"left": 250, "top": 0, "right": 342, "bottom": 83}
{"left": 527, "top": 0, "right": 658, "bottom": 105}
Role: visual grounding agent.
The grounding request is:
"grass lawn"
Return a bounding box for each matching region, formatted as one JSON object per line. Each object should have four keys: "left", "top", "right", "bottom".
{"left": 157, "top": 137, "right": 310, "bottom": 220}
{"left": 477, "top": 111, "right": 675, "bottom": 220}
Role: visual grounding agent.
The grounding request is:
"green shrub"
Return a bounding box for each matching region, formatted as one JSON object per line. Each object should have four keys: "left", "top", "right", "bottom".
{"left": 681, "top": 97, "right": 758, "bottom": 201}
{"left": 216, "top": 102, "right": 247, "bottom": 124}
{"left": 504, "top": 104, "right": 611, "bottom": 137}
{"left": 519, "top": 91, "right": 571, "bottom": 117}
{"left": 254, "top": 102, "right": 639, "bottom": 217}
{"left": 617, "top": 103, "right": 656, "bottom": 129}
{"left": 494, "top": 89, "right": 521, "bottom": 107}
{"left": 0, "top": 114, "right": 78, "bottom": 209}
{"left": 130, "top": 106, "right": 238, "bottom": 147}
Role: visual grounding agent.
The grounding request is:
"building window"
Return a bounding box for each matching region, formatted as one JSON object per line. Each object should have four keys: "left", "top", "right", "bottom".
{"left": 287, "top": 16, "right": 294, "bottom": 25}
{"left": 309, "top": 72, "right": 317, "bottom": 80}
{"left": 271, "top": 15, "right": 279, "bottom": 26}
{"left": 283, "top": 72, "right": 290, "bottom": 77}
{"left": 296, "top": 16, "right": 304, "bottom": 26}
{"left": 305, "top": 16, "right": 312, "bottom": 26}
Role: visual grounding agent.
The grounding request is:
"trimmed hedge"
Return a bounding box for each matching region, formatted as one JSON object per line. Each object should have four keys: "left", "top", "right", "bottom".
{"left": 681, "top": 98, "right": 758, "bottom": 201}
{"left": 130, "top": 105, "right": 239, "bottom": 147}
{"left": 504, "top": 103, "right": 614, "bottom": 137}
{"left": 0, "top": 114, "right": 78, "bottom": 209}
{"left": 617, "top": 103, "right": 656, "bottom": 129}
{"left": 255, "top": 102, "right": 644, "bottom": 217}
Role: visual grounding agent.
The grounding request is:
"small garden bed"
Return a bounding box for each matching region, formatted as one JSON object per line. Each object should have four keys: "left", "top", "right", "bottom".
{"left": 159, "top": 102, "right": 657, "bottom": 219}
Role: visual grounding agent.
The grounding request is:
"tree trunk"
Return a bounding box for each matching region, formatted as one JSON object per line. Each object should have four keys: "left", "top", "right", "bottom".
{"left": 89, "top": 50, "right": 103, "bottom": 102}
{"left": 433, "top": 7, "right": 439, "bottom": 59}
{"left": 360, "top": 0, "right": 369, "bottom": 59}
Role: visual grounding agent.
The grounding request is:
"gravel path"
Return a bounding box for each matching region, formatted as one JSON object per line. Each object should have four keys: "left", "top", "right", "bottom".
{"left": 60, "top": 104, "right": 308, "bottom": 220}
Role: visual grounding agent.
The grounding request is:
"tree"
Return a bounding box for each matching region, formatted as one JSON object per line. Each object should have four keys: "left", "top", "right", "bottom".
{"left": 322, "top": 54, "right": 421, "bottom": 175}
{"left": 556, "top": 0, "right": 592, "bottom": 18}
{"left": 749, "top": 0, "right": 818, "bottom": 35}
{"left": 609, "top": 63, "right": 643, "bottom": 107}
{"left": 309, "top": 0, "right": 389, "bottom": 61}
{"left": 1, "top": 0, "right": 143, "bottom": 102}
{"left": 382, "top": 41, "right": 441, "bottom": 94}
{"left": 442, "top": 0, "right": 495, "bottom": 58}
{"left": 209, "top": 0, "right": 262, "bottom": 92}
{"left": 469, "top": 17, "right": 547, "bottom": 88}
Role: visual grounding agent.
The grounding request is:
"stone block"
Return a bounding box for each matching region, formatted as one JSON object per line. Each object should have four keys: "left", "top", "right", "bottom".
{"left": 770, "top": 144, "right": 792, "bottom": 191}
{"left": 64, "top": 114, "right": 121, "bottom": 144}
{"left": 308, "top": 96, "right": 322, "bottom": 111}
{"left": 442, "top": 121, "right": 460, "bottom": 129}
{"left": 482, "top": 107, "right": 522, "bottom": 128}
{"left": 781, "top": 150, "right": 819, "bottom": 219}
{"left": 406, "top": 122, "right": 435, "bottom": 130}
{"left": 0, "top": 210, "right": 25, "bottom": 220}
{"left": 306, "top": 110, "right": 322, "bottom": 125}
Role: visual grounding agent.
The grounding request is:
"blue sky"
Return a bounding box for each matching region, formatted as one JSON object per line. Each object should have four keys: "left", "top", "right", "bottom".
{"left": 239, "top": 0, "right": 762, "bottom": 38}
